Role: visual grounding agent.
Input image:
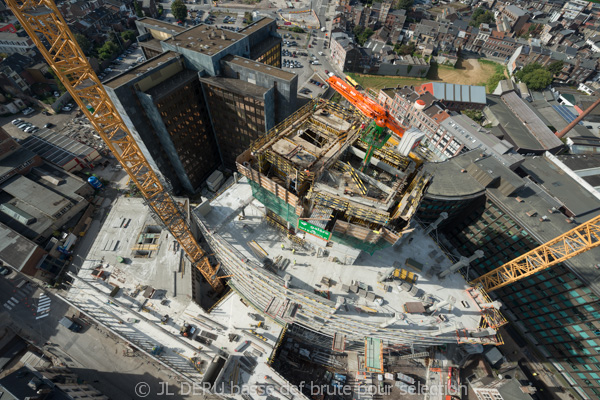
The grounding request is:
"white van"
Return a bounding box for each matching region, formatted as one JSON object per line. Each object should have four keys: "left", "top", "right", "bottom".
{"left": 318, "top": 51, "right": 324, "bottom": 56}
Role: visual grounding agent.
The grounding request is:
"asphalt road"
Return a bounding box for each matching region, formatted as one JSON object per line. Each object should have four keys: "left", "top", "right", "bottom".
{"left": 0, "top": 274, "right": 191, "bottom": 399}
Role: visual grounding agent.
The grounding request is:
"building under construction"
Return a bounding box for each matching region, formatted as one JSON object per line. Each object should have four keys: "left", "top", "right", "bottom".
{"left": 193, "top": 99, "right": 504, "bottom": 355}
{"left": 235, "top": 99, "right": 430, "bottom": 259}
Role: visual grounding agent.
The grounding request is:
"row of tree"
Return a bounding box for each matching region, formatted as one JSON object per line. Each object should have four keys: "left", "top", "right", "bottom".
{"left": 515, "top": 61, "right": 563, "bottom": 90}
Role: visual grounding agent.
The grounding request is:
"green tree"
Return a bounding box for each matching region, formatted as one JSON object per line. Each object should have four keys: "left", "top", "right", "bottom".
{"left": 290, "top": 26, "right": 305, "bottom": 33}
{"left": 171, "top": 0, "right": 187, "bottom": 22}
{"left": 134, "top": 1, "right": 143, "bottom": 18}
{"left": 75, "top": 33, "right": 91, "bottom": 54}
{"left": 121, "top": 30, "right": 136, "bottom": 41}
{"left": 49, "top": 69, "right": 66, "bottom": 93}
{"left": 98, "top": 41, "right": 118, "bottom": 60}
{"left": 158, "top": 5, "right": 164, "bottom": 17}
{"left": 396, "top": 0, "right": 413, "bottom": 10}
{"left": 521, "top": 68, "right": 553, "bottom": 90}
{"left": 244, "top": 12, "right": 253, "bottom": 24}
{"left": 548, "top": 60, "right": 564, "bottom": 75}
{"left": 353, "top": 25, "right": 374, "bottom": 46}
{"left": 515, "top": 63, "right": 542, "bottom": 81}
{"left": 469, "top": 8, "right": 495, "bottom": 27}
{"left": 394, "top": 42, "right": 415, "bottom": 55}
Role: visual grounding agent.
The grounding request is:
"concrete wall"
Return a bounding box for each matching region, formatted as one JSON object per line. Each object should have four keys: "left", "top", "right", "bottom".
{"left": 376, "top": 62, "right": 430, "bottom": 77}
{"left": 263, "top": 85, "right": 276, "bottom": 132}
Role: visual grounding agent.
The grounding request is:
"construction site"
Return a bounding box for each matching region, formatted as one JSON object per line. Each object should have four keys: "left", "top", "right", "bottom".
{"left": 188, "top": 98, "right": 506, "bottom": 398}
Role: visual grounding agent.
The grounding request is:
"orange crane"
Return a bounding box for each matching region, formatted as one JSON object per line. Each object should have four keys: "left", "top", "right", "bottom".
{"left": 7, "top": 0, "right": 224, "bottom": 292}
{"left": 327, "top": 76, "right": 407, "bottom": 170}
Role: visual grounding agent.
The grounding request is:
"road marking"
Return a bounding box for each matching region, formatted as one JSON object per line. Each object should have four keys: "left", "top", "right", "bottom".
{"left": 38, "top": 306, "right": 51, "bottom": 313}
{"left": 9, "top": 297, "right": 18, "bottom": 304}
{"left": 3, "top": 304, "right": 12, "bottom": 310}
{"left": 6, "top": 300, "right": 15, "bottom": 306}
{"left": 36, "top": 313, "right": 49, "bottom": 320}
{"left": 38, "top": 299, "right": 51, "bottom": 306}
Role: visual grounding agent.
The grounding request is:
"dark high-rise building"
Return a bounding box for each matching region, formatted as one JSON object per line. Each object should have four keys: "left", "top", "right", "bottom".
{"left": 418, "top": 151, "right": 600, "bottom": 400}
{"left": 104, "top": 18, "right": 296, "bottom": 194}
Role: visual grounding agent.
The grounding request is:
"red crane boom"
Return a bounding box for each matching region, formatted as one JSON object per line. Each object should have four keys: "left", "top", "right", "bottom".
{"left": 327, "top": 76, "right": 406, "bottom": 139}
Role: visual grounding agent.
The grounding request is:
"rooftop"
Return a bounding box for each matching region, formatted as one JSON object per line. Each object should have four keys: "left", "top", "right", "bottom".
{"left": 222, "top": 55, "right": 296, "bottom": 80}
{"left": 199, "top": 75, "right": 269, "bottom": 99}
{"left": 136, "top": 17, "right": 186, "bottom": 36}
{"left": 68, "top": 196, "right": 284, "bottom": 386}
{"left": 485, "top": 94, "right": 563, "bottom": 153}
{"left": 104, "top": 51, "right": 181, "bottom": 88}
{"left": 0, "top": 222, "right": 42, "bottom": 271}
{"left": 168, "top": 24, "right": 245, "bottom": 55}
{"left": 238, "top": 17, "right": 272, "bottom": 36}
{"left": 19, "top": 129, "right": 97, "bottom": 167}
{"left": 420, "top": 82, "right": 486, "bottom": 105}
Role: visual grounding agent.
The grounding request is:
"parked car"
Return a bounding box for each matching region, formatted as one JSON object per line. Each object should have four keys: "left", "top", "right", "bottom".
{"left": 0, "top": 266, "right": 10, "bottom": 276}
{"left": 44, "top": 123, "right": 54, "bottom": 129}
{"left": 24, "top": 126, "right": 38, "bottom": 133}
{"left": 22, "top": 107, "right": 35, "bottom": 115}
{"left": 62, "top": 106, "right": 72, "bottom": 112}
{"left": 53, "top": 91, "right": 60, "bottom": 97}
{"left": 11, "top": 119, "right": 23, "bottom": 125}
{"left": 42, "top": 111, "right": 51, "bottom": 116}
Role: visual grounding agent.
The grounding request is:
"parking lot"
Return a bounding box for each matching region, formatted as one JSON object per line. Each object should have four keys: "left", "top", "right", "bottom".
{"left": 100, "top": 44, "right": 144, "bottom": 83}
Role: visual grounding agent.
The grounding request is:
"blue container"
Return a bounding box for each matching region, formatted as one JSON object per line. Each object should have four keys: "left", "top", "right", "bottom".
{"left": 87, "top": 176, "right": 103, "bottom": 189}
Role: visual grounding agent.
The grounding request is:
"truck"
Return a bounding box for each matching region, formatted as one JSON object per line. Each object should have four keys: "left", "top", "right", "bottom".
{"left": 59, "top": 317, "right": 82, "bottom": 332}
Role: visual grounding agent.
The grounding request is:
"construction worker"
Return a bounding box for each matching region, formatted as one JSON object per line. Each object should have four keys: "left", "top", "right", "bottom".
{"left": 281, "top": 244, "right": 285, "bottom": 250}
{"left": 293, "top": 259, "right": 297, "bottom": 265}
{"left": 291, "top": 249, "right": 295, "bottom": 255}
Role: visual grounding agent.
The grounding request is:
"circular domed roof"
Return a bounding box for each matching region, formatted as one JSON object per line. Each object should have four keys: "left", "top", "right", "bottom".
{"left": 416, "top": 99, "right": 426, "bottom": 106}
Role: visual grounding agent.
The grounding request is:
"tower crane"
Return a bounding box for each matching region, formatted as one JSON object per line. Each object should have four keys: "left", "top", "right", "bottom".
{"left": 7, "top": 0, "right": 224, "bottom": 292}
{"left": 327, "top": 76, "right": 407, "bottom": 170}
{"left": 470, "top": 213, "right": 600, "bottom": 292}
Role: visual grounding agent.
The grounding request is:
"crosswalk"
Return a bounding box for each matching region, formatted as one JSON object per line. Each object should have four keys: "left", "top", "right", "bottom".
{"left": 36, "top": 293, "right": 51, "bottom": 319}
{"left": 3, "top": 280, "right": 35, "bottom": 311}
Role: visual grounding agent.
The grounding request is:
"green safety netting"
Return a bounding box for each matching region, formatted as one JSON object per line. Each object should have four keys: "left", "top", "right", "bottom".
{"left": 249, "top": 180, "right": 298, "bottom": 226}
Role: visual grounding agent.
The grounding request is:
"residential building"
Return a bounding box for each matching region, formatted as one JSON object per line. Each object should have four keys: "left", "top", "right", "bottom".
{"left": 562, "top": 0, "right": 589, "bottom": 20}
{"left": 141, "top": 0, "right": 157, "bottom": 18}
{"left": 0, "top": 30, "right": 35, "bottom": 55}
{"left": 0, "top": 53, "right": 34, "bottom": 94}
{"left": 105, "top": 18, "right": 295, "bottom": 194}
{"left": 377, "top": 85, "right": 452, "bottom": 140}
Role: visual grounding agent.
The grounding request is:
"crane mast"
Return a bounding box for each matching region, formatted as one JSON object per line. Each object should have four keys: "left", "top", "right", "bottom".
{"left": 327, "top": 76, "right": 407, "bottom": 170}
{"left": 7, "top": 0, "right": 224, "bottom": 292}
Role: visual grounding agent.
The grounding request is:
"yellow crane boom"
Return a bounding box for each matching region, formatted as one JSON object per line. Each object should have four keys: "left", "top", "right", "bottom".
{"left": 7, "top": 0, "right": 223, "bottom": 292}
{"left": 470, "top": 214, "right": 600, "bottom": 292}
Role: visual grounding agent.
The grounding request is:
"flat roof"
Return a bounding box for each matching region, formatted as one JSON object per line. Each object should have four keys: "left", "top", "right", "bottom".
{"left": 0, "top": 147, "right": 37, "bottom": 179}
{"left": 68, "top": 196, "right": 284, "bottom": 385}
{"left": 520, "top": 155, "right": 600, "bottom": 217}
{"left": 0, "top": 222, "right": 41, "bottom": 271}
{"left": 199, "top": 75, "right": 268, "bottom": 99}
{"left": 1, "top": 175, "right": 72, "bottom": 217}
{"left": 238, "top": 17, "right": 273, "bottom": 35}
{"left": 137, "top": 17, "right": 186, "bottom": 35}
{"left": 424, "top": 152, "right": 487, "bottom": 199}
{"left": 222, "top": 54, "right": 296, "bottom": 80}
{"left": 168, "top": 24, "right": 245, "bottom": 55}
{"left": 104, "top": 51, "right": 180, "bottom": 89}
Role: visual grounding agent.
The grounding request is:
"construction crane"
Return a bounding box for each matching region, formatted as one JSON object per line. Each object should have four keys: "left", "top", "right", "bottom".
{"left": 470, "top": 214, "right": 600, "bottom": 292}
{"left": 327, "top": 76, "right": 407, "bottom": 170}
{"left": 7, "top": 0, "right": 224, "bottom": 292}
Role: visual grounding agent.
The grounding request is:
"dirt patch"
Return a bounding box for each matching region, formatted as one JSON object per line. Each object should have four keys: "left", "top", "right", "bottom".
{"left": 351, "top": 59, "right": 499, "bottom": 92}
